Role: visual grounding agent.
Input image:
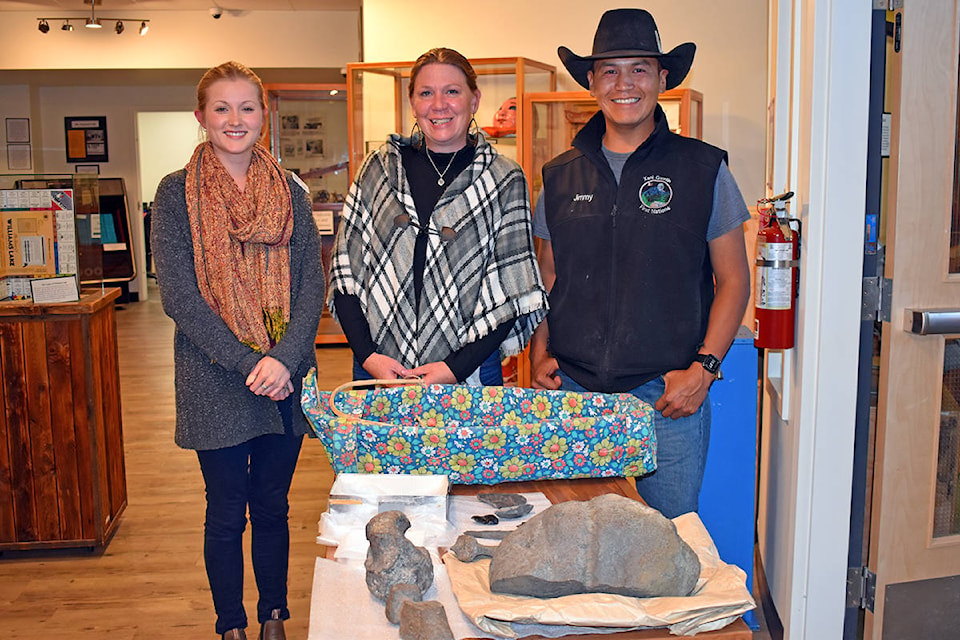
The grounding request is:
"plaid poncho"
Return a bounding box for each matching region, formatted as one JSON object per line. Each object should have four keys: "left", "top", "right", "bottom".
{"left": 328, "top": 134, "right": 548, "bottom": 368}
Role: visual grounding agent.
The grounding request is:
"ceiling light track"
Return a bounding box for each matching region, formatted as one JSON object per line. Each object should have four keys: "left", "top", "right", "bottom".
{"left": 37, "top": 16, "right": 150, "bottom": 35}
{"left": 38, "top": 3, "right": 150, "bottom": 36}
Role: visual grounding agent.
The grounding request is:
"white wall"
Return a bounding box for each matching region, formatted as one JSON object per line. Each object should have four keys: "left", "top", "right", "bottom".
{"left": 362, "top": 0, "right": 768, "bottom": 204}
{"left": 0, "top": 10, "right": 359, "bottom": 70}
{"left": 32, "top": 83, "right": 197, "bottom": 297}
{"left": 137, "top": 111, "right": 203, "bottom": 205}
{"left": 758, "top": 1, "right": 870, "bottom": 638}
{"left": 1, "top": 7, "right": 361, "bottom": 299}
{"left": 1, "top": 85, "right": 32, "bottom": 171}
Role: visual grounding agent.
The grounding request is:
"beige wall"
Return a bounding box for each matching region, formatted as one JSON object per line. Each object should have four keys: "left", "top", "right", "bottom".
{"left": 0, "top": 10, "right": 360, "bottom": 70}
{"left": 0, "top": 4, "right": 360, "bottom": 300}
{"left": 363, "top": 0, "right": 768, "bottom": 204}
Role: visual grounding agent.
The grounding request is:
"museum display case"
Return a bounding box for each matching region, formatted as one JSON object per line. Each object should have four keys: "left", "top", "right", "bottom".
{"left": 344, "top": 59, "right": 555, "bottom": 384}
{"left": 521, "top": 88, "right": 703, "bottom": 203}
{"left": 265, "top": 84, "right": 350, "bottom": 344}
{"left": 346, "top": 57, "right": 556, "bottom": 175}
{"left": 0, "top": 173, "right": 140, "bottom": 301}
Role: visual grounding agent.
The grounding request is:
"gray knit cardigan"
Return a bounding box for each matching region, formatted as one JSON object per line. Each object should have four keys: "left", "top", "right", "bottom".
{"left": 151, "top": 169, "right": 324, "bottom": 450}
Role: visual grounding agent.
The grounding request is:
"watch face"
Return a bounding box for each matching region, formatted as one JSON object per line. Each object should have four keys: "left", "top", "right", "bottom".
{"left": 698, "top": 354, "right": 721, "bottom": 374}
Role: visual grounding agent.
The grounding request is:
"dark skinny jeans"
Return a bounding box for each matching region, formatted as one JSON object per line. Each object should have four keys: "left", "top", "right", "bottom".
{"left": 196, "top": 398, "right": 302, "bottom": 635}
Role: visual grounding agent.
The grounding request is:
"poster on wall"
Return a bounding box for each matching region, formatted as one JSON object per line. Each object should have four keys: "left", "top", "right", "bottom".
{"left": 64, "top": 116, "right": 109, "bottom": 163}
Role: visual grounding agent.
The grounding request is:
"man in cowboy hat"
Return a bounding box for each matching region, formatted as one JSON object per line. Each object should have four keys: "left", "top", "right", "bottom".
{"left": 530, "top": 8, "right": 751, "bottom": 519}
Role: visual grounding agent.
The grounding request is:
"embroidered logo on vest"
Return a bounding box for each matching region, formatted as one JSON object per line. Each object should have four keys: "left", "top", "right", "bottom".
{"left": 573, "top": 193, "right": 594, "bottom": 202}
{"left": 639, "top": 176, "right": 673, "bottom": 214}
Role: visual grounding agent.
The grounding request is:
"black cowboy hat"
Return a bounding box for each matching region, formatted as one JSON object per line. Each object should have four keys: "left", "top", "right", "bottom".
{"left": 558, "top": 8, "right": 696, "bottom": 91}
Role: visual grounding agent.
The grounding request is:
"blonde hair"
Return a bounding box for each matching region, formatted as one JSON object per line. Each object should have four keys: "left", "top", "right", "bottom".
{"left": 196, "top": 61, "right": 266, "bottom": 112}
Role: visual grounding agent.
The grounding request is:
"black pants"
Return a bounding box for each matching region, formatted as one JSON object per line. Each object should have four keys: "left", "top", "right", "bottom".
{"left": 196, "top": 399, "right": 303, "bottom": 634}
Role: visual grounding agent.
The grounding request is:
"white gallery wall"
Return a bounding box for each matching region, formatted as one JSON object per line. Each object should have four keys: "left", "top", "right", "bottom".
{"left": 362, "top": 0, "right": 768, "bottom": 204}
{"left": 0, "top": 8, "right": 360, "bottom": 300}
{"left": 0, "top": 10, "right": 359, "bottom": 71}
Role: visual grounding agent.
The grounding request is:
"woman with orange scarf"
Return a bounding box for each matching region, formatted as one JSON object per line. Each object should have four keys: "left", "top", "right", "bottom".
{"left": 151, "top": 62, "right": 323, "bottom": 640}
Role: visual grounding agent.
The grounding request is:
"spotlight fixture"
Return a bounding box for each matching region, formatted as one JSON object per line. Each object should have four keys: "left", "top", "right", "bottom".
{"left": 36, "top": 2, "right": 151, "bottom": 36}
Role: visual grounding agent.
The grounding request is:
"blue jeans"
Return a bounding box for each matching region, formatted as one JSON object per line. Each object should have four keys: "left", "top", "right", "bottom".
{"left": 196, "top": 398, "right": 303, "bottom": 635}
{"left": 558, "top": 371, "right": 710, "bottom": 518}
{"left": 353, "top": 349, "right": 503, "bottom": 385}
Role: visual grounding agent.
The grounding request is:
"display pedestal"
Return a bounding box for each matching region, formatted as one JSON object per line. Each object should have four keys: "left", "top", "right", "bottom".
{"left": 0, "top": 288, "right": 126, "bottom": 551}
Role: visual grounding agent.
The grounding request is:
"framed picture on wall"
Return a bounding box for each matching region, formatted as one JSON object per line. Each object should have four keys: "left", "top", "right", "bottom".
{"left": 7, "top": 144, "right": 32, "bottom": 170}
{"left": 64, "top": 116, "right": 109, "bottom": 163}
{"left": 5, "top": 118, "right": 30, "bottom": 144}
{"left": 305, "top": 138, "right": 324, "bottom": 157}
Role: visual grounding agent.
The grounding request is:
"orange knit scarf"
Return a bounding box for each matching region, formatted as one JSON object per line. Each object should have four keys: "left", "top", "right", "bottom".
{"left": 185, "top": 142, "right": 293, "bottom": 353}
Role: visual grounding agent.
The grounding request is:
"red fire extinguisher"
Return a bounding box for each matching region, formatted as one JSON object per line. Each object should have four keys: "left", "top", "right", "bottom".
{"left": 754, "top": 191, "right": 799, "bottom": 349}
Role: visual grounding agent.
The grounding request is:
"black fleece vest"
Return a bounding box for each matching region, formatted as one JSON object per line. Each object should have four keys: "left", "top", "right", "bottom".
{"left": 543, "top": 108, "right": 726, "bottom": 392}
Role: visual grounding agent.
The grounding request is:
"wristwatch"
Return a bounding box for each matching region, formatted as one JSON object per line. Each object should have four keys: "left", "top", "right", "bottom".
{"left": 695, "top": 353, "right": 723, "bottom": 380}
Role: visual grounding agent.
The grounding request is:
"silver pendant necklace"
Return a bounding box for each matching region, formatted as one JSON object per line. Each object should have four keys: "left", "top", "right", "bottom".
{"left": 426, "top": 148, "right": 458, "bottom": 186}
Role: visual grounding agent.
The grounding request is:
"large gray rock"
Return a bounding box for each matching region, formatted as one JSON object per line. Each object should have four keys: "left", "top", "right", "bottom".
{"left": 488, "top": 494, "right": 700, "bottom": 598}
{"left": 398, "top": 600, "right": 455, "bottom": 640}
{"left": 365, "top": 510, "right": 434, "bottom": 601}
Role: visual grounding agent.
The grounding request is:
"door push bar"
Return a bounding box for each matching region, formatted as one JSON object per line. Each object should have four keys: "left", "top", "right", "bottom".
{"left": 906, "top": 309, "right": 960, "bottom": 335}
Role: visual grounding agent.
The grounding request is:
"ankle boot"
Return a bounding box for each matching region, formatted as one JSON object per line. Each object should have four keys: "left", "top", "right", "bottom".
{"left": 259, "top": 609, "right": 286, "bottom": 640}
{"left": 221, "top": 630, "right": 247, "bottom": 640}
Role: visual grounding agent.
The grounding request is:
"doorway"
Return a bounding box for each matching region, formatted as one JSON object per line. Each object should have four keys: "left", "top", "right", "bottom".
{"left": 135, "top": 111, "right": 202, "bottom": 292}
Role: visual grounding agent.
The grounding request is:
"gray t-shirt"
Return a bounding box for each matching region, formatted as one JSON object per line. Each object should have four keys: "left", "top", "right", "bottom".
{"left": 532, "top": 146, "right": 750, "bottom": 242}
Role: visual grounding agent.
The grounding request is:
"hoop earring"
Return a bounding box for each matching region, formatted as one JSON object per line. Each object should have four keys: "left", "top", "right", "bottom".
{"left": 468, "top": 117, "right": 480, "bottom": 146}
{"left": 410, "top": 121, "right": 423, "bottom": 149}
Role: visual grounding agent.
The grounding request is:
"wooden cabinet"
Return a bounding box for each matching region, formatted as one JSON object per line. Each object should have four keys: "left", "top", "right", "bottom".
{"left": 346, "top": 57, "right": 556, "bottom": 178}
{"left": 264, "top": 83, "right": 350, "bottom": 345}
{"left": 344, "top": 58, "right": 556, "bottom": 384}
{"left": 0, "top": 288, "right": 126, "bottom": 551}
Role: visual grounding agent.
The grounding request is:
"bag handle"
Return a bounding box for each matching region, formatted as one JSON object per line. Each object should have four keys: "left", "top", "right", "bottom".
{"left": 328, "top": 378, "right": 427, "bottom": 426}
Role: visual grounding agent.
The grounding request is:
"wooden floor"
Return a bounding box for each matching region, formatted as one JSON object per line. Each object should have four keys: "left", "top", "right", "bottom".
{"left": 0, "top": 284, "right": 773, "bottom": 640}
{"left": 0, "top": 285, "right": 351, "bottom": 639}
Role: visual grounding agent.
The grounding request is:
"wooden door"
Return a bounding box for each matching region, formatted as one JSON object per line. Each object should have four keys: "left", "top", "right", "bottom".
{"left": 866, "top": 4, "right": 960, "bottom": 638}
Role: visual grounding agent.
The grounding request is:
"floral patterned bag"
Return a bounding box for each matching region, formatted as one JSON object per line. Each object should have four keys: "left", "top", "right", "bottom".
{"left": 300, "top": 369, "right": 656, "bottom": 485}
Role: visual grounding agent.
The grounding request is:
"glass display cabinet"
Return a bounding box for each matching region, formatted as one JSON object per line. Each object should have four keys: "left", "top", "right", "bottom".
{"left": 346, "top": 57, "right": 556, "bottom": 175}
{"left": 0, "top": 173, "right": 138, "bottom": 300}
{"left": 521, "top": 88, "right": 703, "bottom": 203}
{"left": 265, "top": 84, "right": 349, "bottom": 344}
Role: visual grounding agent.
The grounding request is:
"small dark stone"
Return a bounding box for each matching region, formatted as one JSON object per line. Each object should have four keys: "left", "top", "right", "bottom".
{"left": 399, "top": 600, "right": 455, "bottom": 640}
{"left": 495, "top": 503, "right": 533, "bottom": 519}
{"left": 450, "top": 534, "right": 497, "bottom": 562}
{"left": 471, "top": 514, "right": 499, "bottom": 525}
{"left": 477, "top": 492, "right": 528, "bottom": 509}
{"left": 463, "top": 529, "right": 513, "bottom": 540}
{"left": 385, "top": 583, "right": 422, "bottom": 624}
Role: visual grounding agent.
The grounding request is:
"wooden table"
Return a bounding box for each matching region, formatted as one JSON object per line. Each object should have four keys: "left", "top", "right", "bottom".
{"left": 450, "top": 478, "right": 752, "bottom": 640}
{"left": 319, "top": 477, "right": 752, "bottom": 640}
